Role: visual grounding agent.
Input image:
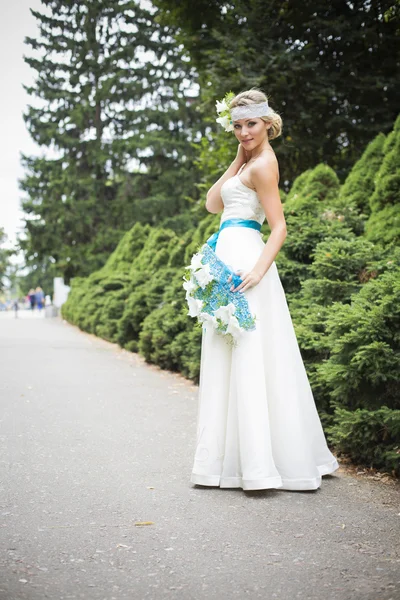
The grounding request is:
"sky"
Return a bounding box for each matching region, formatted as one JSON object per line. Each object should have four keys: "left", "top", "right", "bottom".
{"left": 0, "top": 0, "right": 43, "bottom": 250}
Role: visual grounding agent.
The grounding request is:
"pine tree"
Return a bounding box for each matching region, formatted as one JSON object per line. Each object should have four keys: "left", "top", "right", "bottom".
{"left": 365, "top": 115, "right": 400, "bottom": 246}
{"left": 338, "top": 133, "right": 386, "bottom": 230}
{"left": 0, "top": 228, "right": 12, "bottom": 292}
{"left": 20, "top": 0, "right": 199, "bottom": 282}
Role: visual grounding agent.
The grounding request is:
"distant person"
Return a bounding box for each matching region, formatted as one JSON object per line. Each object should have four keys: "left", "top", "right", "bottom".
{"left": 13, "top": 299, "right": 19, "bottom": 318}
{"left": 35, "top": 286, "right": 45, "bottom": 311}
{"left": 28, "top": 289, "right": 36, "bottom": 310}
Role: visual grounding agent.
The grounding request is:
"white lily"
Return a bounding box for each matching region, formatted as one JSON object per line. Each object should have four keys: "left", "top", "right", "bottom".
{"left": 226, "top": 314, "right": 244, "bottom": 339}
{"left": 187, "top": 296, "right": 203, "bottom": 317}
{"left": 186, "top": 252, "right": 204, "bottom": 271}
{"left": 216, "top": 99, "right": 228, "bottom": 113}
{"left": 216, "top": 115, "right": 234, "bottom": 132}
{"left": 182, "top": 277, "right": 197, "bottom": 294}
{"left": 214, "top": 302, "right": 236, "bottom": 324}
{"left": 199, "top": 311, "right": 218, "bottom": 327}
{"left": 193, "top": 263, "right": 214, "bottom": 289}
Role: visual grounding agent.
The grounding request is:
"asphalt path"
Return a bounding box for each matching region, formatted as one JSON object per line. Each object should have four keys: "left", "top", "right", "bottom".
{"left": 0, "top": 312, "right": 399, "bottom": 600}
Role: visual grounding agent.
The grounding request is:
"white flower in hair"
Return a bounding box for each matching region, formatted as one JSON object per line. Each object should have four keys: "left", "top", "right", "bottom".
{"left": 216, "top": 115, "right": 234, "bottom": 132}
{"left": 216, "top": 99, "right": 228, "bottom": 113}
{"left": 215, "top": 91, "right": 235, "bottom": 132}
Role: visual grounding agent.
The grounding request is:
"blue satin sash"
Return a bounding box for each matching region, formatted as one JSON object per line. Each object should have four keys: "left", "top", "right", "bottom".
{"left": 206, "top": 218, "right": 262, "bottom": 251}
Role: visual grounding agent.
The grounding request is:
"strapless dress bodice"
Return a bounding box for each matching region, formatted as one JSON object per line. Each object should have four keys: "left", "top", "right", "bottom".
{"left": 220, "top": 175, "right": 265, "bottom": 226}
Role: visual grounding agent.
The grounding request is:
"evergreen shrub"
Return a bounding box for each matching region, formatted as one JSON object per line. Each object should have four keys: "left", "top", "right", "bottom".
{"left": 366, "top": 115, "right": 400, "bottom": 246}
{"left": 326, "top": 407, "right": 400, "bottom": 475}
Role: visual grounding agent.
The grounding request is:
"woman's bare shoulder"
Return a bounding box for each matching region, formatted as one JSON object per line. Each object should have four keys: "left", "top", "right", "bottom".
{"left": 252, "top": 150, "right": 279, "bottom": 183}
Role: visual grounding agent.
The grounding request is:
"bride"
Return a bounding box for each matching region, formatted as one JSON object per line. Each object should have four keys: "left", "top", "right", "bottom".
{"left": 190, "top": 88, "right": 339, "bottom": 491}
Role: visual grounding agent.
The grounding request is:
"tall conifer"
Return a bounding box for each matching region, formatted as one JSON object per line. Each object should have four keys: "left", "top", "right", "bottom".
{"left": 20, "top": 0, "right": 199, "bottom": 282}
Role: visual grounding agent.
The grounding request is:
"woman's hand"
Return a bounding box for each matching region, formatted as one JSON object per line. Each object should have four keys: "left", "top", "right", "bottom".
{"left": 228, "top": 269, "right": 263, "bottom": 293}
{"left": 233, "top": 143, "right": 248, "bottom": 169}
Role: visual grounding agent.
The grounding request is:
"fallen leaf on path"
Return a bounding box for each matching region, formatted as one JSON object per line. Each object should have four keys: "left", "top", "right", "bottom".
{"left": 134, "top": 521, "right": 154, "bottom": 526}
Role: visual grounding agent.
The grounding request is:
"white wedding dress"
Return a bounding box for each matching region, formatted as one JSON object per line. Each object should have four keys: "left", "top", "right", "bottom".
{"left": 190, "top": 165, "right": 340, "bottom": 491}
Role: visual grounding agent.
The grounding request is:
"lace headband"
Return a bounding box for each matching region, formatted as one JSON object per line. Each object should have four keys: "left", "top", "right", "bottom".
{"left": 215, "top": 92, "right": 274, "bottom": 132}
{"left": 231, "top": 102, "right": 273, "bottom": 122}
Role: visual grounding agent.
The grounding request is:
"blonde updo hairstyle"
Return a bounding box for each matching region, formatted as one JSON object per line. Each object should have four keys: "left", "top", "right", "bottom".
{"left": 229, "top": 88, "right": 282, "bottom": 141}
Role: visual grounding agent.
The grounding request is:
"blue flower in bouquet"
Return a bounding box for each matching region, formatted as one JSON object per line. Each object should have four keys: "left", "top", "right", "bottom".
{"left": 183, "top": 244, "right": 256, "bottom": 344}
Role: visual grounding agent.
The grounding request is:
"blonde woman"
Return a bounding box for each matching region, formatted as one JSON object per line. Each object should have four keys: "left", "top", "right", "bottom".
{"left": 190, "top": 88, "right": 339, "bottom": 491}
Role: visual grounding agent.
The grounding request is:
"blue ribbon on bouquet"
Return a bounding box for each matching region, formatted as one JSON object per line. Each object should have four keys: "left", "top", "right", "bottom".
{"left": 206, "top": 218, "right": 262, "bottom": 252}
{"left": 204, "top": 218, "right": 262, "bottom": 289}
{"left": 192, "top": 243, "right": 256, "bottom": 333}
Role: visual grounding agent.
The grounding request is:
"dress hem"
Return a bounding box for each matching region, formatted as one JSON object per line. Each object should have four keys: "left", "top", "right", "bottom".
{"left": 190, "top": 458, "right": 340, "bottom": 491}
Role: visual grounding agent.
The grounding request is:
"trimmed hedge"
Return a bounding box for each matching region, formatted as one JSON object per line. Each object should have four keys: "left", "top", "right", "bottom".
{"left": 366, "top": 114, "right": 400, "bottom": 246}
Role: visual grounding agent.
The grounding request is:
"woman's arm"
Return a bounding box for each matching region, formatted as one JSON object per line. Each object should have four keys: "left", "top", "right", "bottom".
{"left": 230, "top": 159, "right": 287, "bottom": 292}
{"left": 205, "top": 144, "right": 247, "bottom": 213}
{"left": 251, "top": 162, "right": 287, "bottom": 277}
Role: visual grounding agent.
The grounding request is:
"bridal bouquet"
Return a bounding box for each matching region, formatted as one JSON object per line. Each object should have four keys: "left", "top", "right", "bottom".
{"left": 183, "top": 243, "right": 256, "bottom": 344}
